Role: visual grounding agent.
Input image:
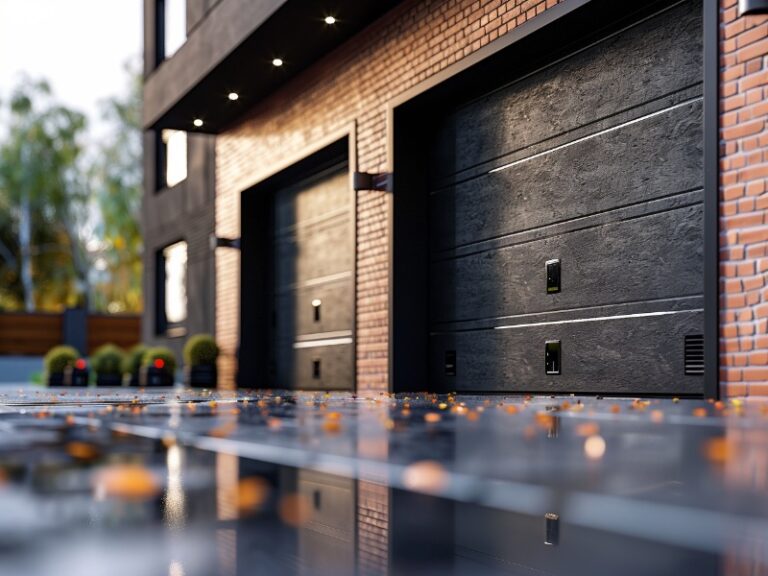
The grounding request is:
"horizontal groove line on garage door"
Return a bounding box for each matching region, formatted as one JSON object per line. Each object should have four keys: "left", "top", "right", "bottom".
{"left": 293, "top": 337, "right": 353, "bottom": 349}
{"left": 430, "top": 188, "right": 703, "bottom": 262}
{"left": 429, "top": 295, "right": 704, "bottom": 334}
{"left": 272, "top": 271, "right": 353, "bottom": 295}
{"left": 295, "top": 330, "right": 353, "bottom": 342}
{"left": 429, "top": 85, "right": 703, "bottom": 191}
{"left": 493, "top": 309, "right": 703, "bottom": 331}
{"left": 488, "top": 97, "right": 702, "bottom": 175}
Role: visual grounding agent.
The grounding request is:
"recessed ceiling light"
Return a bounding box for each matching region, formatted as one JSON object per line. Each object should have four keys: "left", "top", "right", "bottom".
{"left": 228, "top": 92, "right": 239, "bottom": 101}
{"left": 324, "top": 16, "right": 336, "bottom": 24}
{"left": 193, "top": 118, "right": 203, "bottom": 127}
{"left": 272, "top": 58, "right": 283, "bottom": 67}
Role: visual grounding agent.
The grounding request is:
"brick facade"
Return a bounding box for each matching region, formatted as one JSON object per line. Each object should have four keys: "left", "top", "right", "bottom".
{"left": 215, "top": 0, "right": 563, "bottom": 391}
{"left": 215, "top": 0, "right": 768, "bottom": 395}
{"left": 720, "top": 0, "right": 768, "bottom": 396}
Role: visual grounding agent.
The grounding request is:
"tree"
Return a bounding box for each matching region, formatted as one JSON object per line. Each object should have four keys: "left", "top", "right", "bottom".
{"left": 0, "top": 78, "right": 90, "bottom": 311}
{"left": 0, "top": 68, "right": 143, "bottom": 314}
{"left": 89, "top": 63, "right": 143, "bottom": 313}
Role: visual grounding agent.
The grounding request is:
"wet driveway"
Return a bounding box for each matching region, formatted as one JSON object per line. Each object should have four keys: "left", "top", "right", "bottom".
{"left": 0, "top": 387, "right": 766, "bottom": 575}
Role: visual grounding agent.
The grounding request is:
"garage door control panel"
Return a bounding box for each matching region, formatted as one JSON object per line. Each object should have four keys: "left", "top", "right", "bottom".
{"left": 545, "top": 340, "right": 561, "bottom": 375}
{"left": 546, "top": 259, "right": 561, "bottom": 293}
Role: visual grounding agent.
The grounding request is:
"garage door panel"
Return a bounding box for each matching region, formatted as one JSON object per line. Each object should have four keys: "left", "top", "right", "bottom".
{"left": 429, "top": 0, "right": 702, "bottom": 178}
{"left": 268, "top": 162, "right": 354, "bottom": 391}
{"left": 274, "top": 170, "right": 350, "bottom": 231}
{"left": 429, "top": 99, "right": 703, "bottom": 252}
{"left": 430, "top": 203, "right": 703, "bottom": 324}
{"left": 274, "top": 279, "right": 353, "bottom": 337}
{"left": 274, "top": 342, "right": 353, "bottom": 391}
{"left": 423, "top": 0, "right": 704, "bottom": 394}
{"left": 274, "top": 215, "right": 353, "bottom": 286}
{"left": 429, "top": 310, "right": 704, "bottom": 395}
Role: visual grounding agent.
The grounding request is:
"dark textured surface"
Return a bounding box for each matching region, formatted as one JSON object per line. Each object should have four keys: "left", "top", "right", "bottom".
{"left": 429, "top": 310, "right": 704, "bottom": 394}
{"left": 0, "top": 387, "right": 765, "bottom": 575}
{"left": 429, "top": 0, "right": 703, "bottom": 178}
{"left": 430, "top": 203, "right": 704, "bottom": 324}
{"left": 429, "top": 100, "right": 704, "bottom": 252}
{"left": 427, "top": 0, "right": 704, "bottom": 394}
{"left": 270, "top": 166, "right": 354, "bottom": 390}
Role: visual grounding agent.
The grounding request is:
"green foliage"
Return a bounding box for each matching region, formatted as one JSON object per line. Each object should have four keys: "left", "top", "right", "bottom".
{"left": 0, "top": 64, "right": 143, "bottom": 314}
{"left": 122, "top": 343, "right": 147, "bottom": 375}
{"left": 142, "top": 346, "right": 177, "bottom": 375}
{"left": 183, "top": 334, "right": 219, "bottom": 366}
{"left": 88, "top": 63, "right": 143, "bottom": 314}
{"left": 90, "top": 344, "right": 125, "bottom": 376}
{"left": 0, "top": 78, "right": 89, "bottom": 311}
{"left": 43, "top": 345, "right": 79, "bottom": 374}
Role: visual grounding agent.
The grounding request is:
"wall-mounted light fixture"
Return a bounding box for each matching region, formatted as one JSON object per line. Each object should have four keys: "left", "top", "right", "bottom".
{"left": 353, "top": 171, "right": 391, "bottom": 192}
{"left": 272, "top": 58, "right": 284, "bottom": 67}
{"left": 227, "top": 92, "right": 239, "bottom": 101}
{"left": 193, "top": 118, "right": 204, "bottom": 127}
{"left": 209, "top": 235, "right": 241, "bottom": 250}
{"left": 739, "top": 0, "right": 768, "bottom": 15}
{"left": 324, "top": 16, "right": 336, "bottom": 24}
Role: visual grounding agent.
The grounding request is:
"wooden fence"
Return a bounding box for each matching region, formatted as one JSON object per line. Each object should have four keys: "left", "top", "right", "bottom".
{"left": 0, "top": 311, "right": 141, "bottom": 356}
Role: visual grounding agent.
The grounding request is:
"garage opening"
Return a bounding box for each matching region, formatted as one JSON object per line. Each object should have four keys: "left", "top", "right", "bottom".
{"left": 240, "top": 138, "right": 354, "bottom": 390}
{"left": 391, "top": 0, "right": 716, "bottom": 396}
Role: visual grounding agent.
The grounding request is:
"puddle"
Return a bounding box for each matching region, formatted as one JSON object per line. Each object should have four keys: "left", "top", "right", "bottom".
{"left": 0, "top": 387, "right": 765, "bottom": 575}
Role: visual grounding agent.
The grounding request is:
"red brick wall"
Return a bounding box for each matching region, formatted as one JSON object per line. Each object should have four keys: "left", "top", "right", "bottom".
{"left": 216, "top": 0, "right": 768, "bottom": 396}
{"left": 215, "top": 0, "right": 563, "bottom": 390}
{"left": 720, "top": 0, "right": 768, "bottom": 396}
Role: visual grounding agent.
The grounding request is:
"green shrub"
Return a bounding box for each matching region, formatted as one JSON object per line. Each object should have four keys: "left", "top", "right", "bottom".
{"left": 44, "top": 345, "right": 79, "bottom": 374}
{"left": 122, "top": 344, "right": 147, "bottom": 375}
{"left": 142, "top": 346, "right": 177, "bottom": 375}
{"left": 183, "top": 334, "right": 219, "bottom": 367}
{"left": 90, "top": 344, "right": 124, "bottom": 376}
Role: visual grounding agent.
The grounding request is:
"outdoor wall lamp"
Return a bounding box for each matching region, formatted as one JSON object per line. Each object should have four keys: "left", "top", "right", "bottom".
{"left": 209, "top": 235, "right": 241, "bottom": 250}
{"left": 353, "top": 171, "right": 391, "bottom": 192}
{"left": 740, "top": 0, "right": 768, "bottom": 15}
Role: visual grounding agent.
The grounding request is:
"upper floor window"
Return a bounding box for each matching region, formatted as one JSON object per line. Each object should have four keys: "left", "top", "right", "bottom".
{"left": 156, "top": 129, "right": 187, "bottom": 190}
{"left": 156, "top": 0, "right": 186, "bottom": 63}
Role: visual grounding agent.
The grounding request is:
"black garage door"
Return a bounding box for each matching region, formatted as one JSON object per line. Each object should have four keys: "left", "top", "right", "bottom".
{"left": 427, "top": 0, "right": 704, "bottom": 395}
{"left": 268, "top": 163, "right": 354, "bottom": 390}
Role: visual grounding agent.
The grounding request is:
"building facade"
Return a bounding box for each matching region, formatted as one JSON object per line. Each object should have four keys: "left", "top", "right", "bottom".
{"left": 142, "top": 0, "right": 217, "bottom": 360}
{"left": 143, "top": 0, "right": 768, "bottom": 397}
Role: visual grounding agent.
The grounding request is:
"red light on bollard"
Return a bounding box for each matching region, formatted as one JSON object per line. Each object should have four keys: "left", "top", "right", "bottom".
{"left": 75, "top": 359, "right": 86, "bottom": 370}
{"left": 154, "top": 359, "right": 165, "bottom": 370}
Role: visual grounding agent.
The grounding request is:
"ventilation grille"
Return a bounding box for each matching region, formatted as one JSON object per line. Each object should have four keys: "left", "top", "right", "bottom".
{"left": 684, "top": 334, "right": 705, "bottom": 375}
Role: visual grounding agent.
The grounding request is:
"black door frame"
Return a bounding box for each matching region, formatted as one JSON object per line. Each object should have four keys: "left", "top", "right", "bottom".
{"left": 387, "top": 0, "right": 719, "bottom": 397}
{"left": 239, "top": 127, "right": 358, "bottom": 389}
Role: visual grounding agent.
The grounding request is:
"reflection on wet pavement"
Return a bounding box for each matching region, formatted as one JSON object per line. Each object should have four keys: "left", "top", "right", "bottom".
{"left": 0, "top": 387, "right": 766, "bottom": 575}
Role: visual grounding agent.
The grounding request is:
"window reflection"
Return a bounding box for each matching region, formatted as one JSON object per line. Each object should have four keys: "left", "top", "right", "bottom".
{"left": 162, "top": 130, "right": 187, "bottom": 188}
{"left": 163, "top": 241, "right": 187, "bottom": 325}
{"left": 164, "top": 0, "right": 186, "bottom": 58}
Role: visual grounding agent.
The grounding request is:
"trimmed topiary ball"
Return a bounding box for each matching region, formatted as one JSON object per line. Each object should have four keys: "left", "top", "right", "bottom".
{"left": 44, "top": 345, "right": 79, "bottom": 374}
{"left": 142, "top": 346, "right": 177, "bottom": 375}
{"left": 90, "top": 344, "right": 125, "bottom": 376}
{"left": 122, "top": 344, "right": 147, "bottom": 376}
{"left": 183, "top": 334, "right": 219, "bottom": 367}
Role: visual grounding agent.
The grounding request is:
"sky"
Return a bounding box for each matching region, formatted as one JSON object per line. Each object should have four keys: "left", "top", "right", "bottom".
{"left": 0, "top": 0, "right": 142, "bottom": 138}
